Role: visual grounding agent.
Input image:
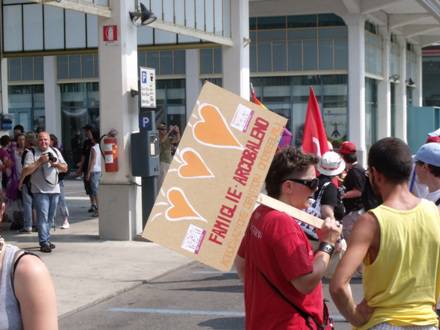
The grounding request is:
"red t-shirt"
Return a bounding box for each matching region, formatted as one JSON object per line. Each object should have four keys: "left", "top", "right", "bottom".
{"left": 238, "top": 205, "right": 324, "bottom": 330}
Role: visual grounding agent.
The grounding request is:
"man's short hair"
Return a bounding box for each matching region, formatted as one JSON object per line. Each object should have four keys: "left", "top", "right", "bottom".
{"left": 368, "top": 137, "right": 412, "bottom": 183}
{"left": 265, "top": 147, "right": 318, "bottom": 198}
{"left": 342, "top": 152, "right": 357, "bottom": 164}
{"left": 14, "top": 124, "right": 24, "bottom": 133}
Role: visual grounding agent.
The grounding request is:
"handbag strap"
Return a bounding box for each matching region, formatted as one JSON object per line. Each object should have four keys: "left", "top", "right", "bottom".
{"left": 258, "top": 269, "right": 324, "bottom": 330}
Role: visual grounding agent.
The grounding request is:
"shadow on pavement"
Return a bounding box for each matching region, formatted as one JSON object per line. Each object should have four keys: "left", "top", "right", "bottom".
{"left": 198, "top": 317, "right": 245, "bottom": 329}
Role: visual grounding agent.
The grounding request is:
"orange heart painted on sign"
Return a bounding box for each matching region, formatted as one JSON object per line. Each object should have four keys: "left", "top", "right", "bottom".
{"left": 167, "top": 188, "right": 198, "bottom": 219}
{"left": 194, "top": 104, "right": 241, "bottom": 148}
{"left": 179, "top": 150, "right": 213, "bottom": 178}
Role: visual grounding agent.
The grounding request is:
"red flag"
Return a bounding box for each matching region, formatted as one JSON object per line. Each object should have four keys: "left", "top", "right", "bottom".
{"left": 302, "top": 87, "right": 329, "bottom": 157}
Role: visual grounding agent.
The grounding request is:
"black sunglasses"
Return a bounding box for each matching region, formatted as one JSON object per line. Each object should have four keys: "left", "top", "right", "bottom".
{"left": 283, "top": 177, "right": 319, "bottom": 191}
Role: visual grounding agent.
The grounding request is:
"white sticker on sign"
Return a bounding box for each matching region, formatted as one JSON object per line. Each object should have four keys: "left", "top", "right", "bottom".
{"left": 231, "top": 104, "right": 254, "bottom": 132}
{"left": 181, "top": 224, "right": 206, "bottom": 254}
{"left": 105, "top": 155, "right": 113, "bottom": 163}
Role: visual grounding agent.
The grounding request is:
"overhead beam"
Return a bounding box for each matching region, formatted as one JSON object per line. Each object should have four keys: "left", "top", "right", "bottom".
{"left": 341, "top": 0, "right": 360, "bottom": 13}
{"left": 401, "top": 24, "right": 440, "bottom": 37}
{"left": 389, "top": 14, "right": 431, "bottom": 29}
{"left": 416, "top": 0, "right": 440, "bottom": 23}
{"left": 149, "top": 20, "right": 234, "bottom": 47}
{"left": 417, "top": 35, "right": 440, "bottom": 46}
{"left": 30, "top": 0, "right": 111, "bottom": 17}
{"left": 360, "top": 0, "right": 404, "bottom": 14}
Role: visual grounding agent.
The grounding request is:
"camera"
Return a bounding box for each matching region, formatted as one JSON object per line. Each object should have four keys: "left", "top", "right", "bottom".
{"left": 47, "top": 152, "right": 57, "bottom": 163}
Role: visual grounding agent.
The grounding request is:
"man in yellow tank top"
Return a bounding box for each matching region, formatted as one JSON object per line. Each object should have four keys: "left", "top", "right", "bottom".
{"left": 330, "top": 137, "right": 440, "bottom": 330}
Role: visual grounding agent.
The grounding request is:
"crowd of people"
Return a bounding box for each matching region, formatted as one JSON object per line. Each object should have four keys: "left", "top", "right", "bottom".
{"left": 236, "top": 132, "right": 440, "bottom": 330}
{"left": 0, "top": 118, "right": 439, "bottom": 329}
{"left": 0, "top": 124, "right": 103, "bottom": 254}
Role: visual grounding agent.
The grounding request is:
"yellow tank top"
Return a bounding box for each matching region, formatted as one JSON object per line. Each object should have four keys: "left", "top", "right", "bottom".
{"left": 357, "top": 199, "right": 440, "bottom": 330}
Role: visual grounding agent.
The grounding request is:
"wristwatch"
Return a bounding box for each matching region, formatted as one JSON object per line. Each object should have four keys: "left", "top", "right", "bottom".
{"left": 318, "top": 242, "right": 335, "bottom": 257}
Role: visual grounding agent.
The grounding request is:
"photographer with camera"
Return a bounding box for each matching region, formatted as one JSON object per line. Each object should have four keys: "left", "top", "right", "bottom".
{"left": 21, "top": 132, "right": 68, "bottom": 253}
{"left": 158, "top": 123, "right": 180, "bottom": 187}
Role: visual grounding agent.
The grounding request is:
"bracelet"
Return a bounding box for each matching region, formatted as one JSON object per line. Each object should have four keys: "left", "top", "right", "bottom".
{"left": 318, "top": 242, "right": 335, "bottom": 257}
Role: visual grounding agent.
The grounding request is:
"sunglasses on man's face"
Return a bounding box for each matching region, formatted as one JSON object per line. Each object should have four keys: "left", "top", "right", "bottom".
{"left": 283, "top": 177, "right": 319, "bottom": 191}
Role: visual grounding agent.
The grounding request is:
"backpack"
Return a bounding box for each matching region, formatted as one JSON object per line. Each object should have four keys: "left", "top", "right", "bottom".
{"left": 51, "top": 147, "right": 66, "bottom": 181}
{"left": 21, "top": 147, "right": 35, "bottom": 192}
{"left": 302, "top": 182, "right": 333, "bottom": 241}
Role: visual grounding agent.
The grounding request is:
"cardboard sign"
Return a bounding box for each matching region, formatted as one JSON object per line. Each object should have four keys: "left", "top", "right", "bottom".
{"left": 142, "top": 82, "right": 287, "bottom": 271}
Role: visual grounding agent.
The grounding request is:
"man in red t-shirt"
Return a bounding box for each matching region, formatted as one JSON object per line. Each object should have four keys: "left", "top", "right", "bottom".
{"left": 235, "top": 148, "right": 342, "bottom": 329}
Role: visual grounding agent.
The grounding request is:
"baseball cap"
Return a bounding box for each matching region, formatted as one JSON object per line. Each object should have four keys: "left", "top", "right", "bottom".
{"left": 339, "top": 141, "right": 356, "bottom": 155}
{"left": 317, "top": 151, "right": 346, "bottom": 177}
{"left": 426, "top": 135, "right": 440, "bottom": 143}
{"left": 82, "top": 124, "right": 94, "bottom": 130}
{"left": 415, "top": 143, "right": 440, "bottom": 167}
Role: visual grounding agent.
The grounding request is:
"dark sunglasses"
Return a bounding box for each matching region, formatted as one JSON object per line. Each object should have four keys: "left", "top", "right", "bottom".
{"left": 283, "top": 177, "right": 319, "bottom": 191}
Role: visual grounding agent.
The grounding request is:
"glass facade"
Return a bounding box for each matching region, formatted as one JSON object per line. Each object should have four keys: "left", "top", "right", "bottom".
{"left": 249, "top": 14, "right": 348, "bottom": 73}
{"left": 251, "top": 75, "right": 348, "bottom": 146}
{"left": 423, "top": 54, "right": 440, "bottom": 106}
{"left": 8, "top": 84, "right": 45, "bottom": 132}
{"left": 365, "top": 78, "right": 378, "bottom": 150}
{"left": 365, "top": 24, "right": 383, "bottom": 76}
{"left": 155, "top": 79, "right": 186, "bottom": 133}
{"left": 60, "top": 82, "right": 100, "bottom": 168}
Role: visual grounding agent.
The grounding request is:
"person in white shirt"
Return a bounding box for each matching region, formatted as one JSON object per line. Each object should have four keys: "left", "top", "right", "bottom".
{"left": 85, "top": 130, "right": 101, "bottom": 217}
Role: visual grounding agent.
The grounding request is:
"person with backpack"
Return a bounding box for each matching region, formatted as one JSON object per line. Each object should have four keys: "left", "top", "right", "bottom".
{"left": 338, "top": 141, "right": 366, "bottom": 241}
{"left": 50, "top": 134, "right": 70, "bottom": 229}
{"left": 414, "top": 143, "right": 440, "bottom": 206}
{"left": 18, "top": 132, "right": 37, "bottom": 233}
{"left": 21, "top": 131, "right": 68, "bottom": 253}
{"left": 303, "top": 151, "right": 345, "bottom": 242}
{"left": 0, "top": 193, "right": 58, "bottom": 329}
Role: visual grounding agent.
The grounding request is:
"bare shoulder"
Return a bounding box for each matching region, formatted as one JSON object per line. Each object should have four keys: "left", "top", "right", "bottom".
{"left": 14, "top": 254, "right": 50, "bottom": 283}
{"left": 354, "top": 212, "right": 378, "bottom": 231}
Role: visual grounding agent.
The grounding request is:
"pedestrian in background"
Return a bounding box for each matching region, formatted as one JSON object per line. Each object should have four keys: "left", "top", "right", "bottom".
{"left": 18, "top": 132, "right": 37, "bottom": 233}
{"left": 85, "top": 129, "right": 101, "bottom": 217}
{"left": 50, "top": 134, "right": 70, "bottom": 229}
{"left": 414, "top": 142, "right": 440, "bottom": 205}
{"left": 338, "top": 141, "right": 366, "bottom": 241}
{"left": 158, "top": 123, "right": 180, "bottom": 187}
{"left": 0, "top": 193, "right": 58, "bottom": 329}
{"left": 22, "top": 131, "right": 68, "bottom": 253}
{"left": 75, "top": 125, "right": 94, "bottom": 213}
{"left": 235, "top": 147, "right": 341, "bottom": 329}
{"left": 331, "top": 137, "right": 440, "bottom": 329}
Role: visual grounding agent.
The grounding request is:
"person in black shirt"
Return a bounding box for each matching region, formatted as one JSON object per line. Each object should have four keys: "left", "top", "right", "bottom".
{"left": 338, "top": 141, "right": 366, "bottom": 241}
{"left": 75, "top": 125, "right": 95, "bottom": 212}
{"left": 314, "top": 151, "right": 346, "bottom": 221}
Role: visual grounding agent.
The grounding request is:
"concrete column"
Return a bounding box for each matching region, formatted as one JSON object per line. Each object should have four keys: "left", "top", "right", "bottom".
{"left": 222, "top": 0, "right": 249, "bottom": 100}
{"left": 98, "top": 0, "right": 142, "bottom": 240}
{"left": 395, "top": 37, "right": 407, "bottom": 141}
{"left": 1, "top": 58, "right": 8, "bottom": 115}
{"left": 377, "top": 28, "right": 391, "bottom": 138}
{"left": 44, "top": 56, "right": 61, "bottom": 139}
{"left": 344, "top": 14, "right": 366, "bottom": 166}
{"left": 414, "top": 46, "right": 423, "bottom": 107}
{"left": 185, "top": 49, "right": 201, "bottom": 120}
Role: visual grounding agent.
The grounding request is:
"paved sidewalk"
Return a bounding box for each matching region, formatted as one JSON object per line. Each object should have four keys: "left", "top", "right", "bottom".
{"left": 1, "top": 180, "right": 192, "bottom": 317}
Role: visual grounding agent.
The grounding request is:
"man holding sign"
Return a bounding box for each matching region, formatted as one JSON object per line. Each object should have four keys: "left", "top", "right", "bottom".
{"left": 235, "top": 148, "right": 342, "bottom": 329}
